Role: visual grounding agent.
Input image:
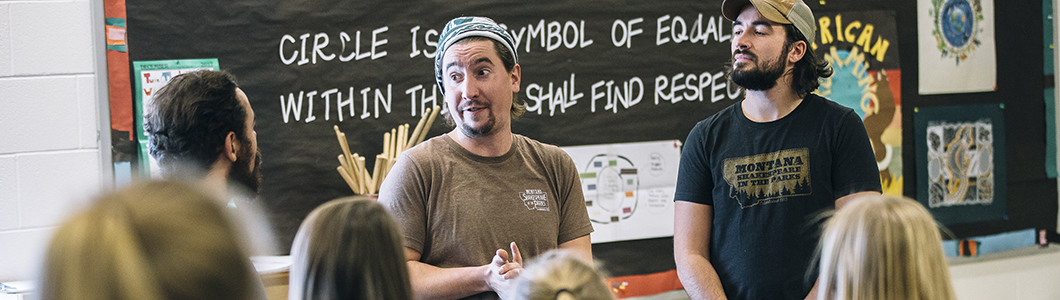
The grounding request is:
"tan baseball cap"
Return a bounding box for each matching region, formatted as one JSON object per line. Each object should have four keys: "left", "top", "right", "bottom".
{"left": 722, "top": 0, "right": 817, "bottom": 44}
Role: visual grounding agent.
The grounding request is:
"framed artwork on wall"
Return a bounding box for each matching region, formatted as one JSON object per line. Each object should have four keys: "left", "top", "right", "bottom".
{"left": 914, "top": 103, "right": 1006, "bottom": 225}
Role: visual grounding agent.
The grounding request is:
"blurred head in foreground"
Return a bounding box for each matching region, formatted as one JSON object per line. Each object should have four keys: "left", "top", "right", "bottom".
{"left": 144, "top": 70, "right": 262, "bottom": 194}
{"left": 816, "top": 194, "right": 955, "bottom": 300}
{"left": 288, "top": 196, "right": 412, "bottom": 300}
{"left": 40, "top": 180, "right": 261, "bottom": 300}
{"left": 513, "top": 249, "right": 613, "bottom": 300}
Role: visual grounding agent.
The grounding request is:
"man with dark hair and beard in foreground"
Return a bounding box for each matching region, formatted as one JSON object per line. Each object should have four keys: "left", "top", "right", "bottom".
{"left": 143, "top": 69, "right": 273, "bottom": 298}
{"left": 145, "top": 70, "right": 263, "bottom": 197}
{"left": 144, "top": 69, "right": 274, "bottom": 250}
{"left": 672, "top": 0, "right": 882, "bottom": 299}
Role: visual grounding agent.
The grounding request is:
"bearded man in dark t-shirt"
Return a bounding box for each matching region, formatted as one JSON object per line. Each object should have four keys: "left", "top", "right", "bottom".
{"left": 673, "top": 0, "right": 882, "bottom": 299}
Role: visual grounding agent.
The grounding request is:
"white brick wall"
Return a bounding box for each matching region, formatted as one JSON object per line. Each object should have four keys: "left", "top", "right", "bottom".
{"left": 0, "top": 3, "right": 12, "bottom": 77}
{"left": 0, "top": 228, "right": 56, "bottom": 283}
{"left": 0, "top": 0, "right": 103, "bottom": 282}
{"left": 951, "top": 250, "right": 1060, "bottom": 300}
{"left": 0, "top": 77, "right": 82, "bottom": 153}
{"left": 0, "top": 156, "right": 17, "bottom": 231}
{"left": 16, "top": 150, "right": 100, "bottom": 228}
{"left": 77, "top": 75, "right": 98, "bottom": 148}
{"left": 9, "top": 1, "right": 93, "bottom": 75}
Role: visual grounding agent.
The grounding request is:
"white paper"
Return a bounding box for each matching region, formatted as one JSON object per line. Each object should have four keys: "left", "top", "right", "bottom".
{"left": 917, "top": 0, "right": 997, "bottom": 94}
{"left": 561, "top": 140, "right": 681, "bottom": 244}
{"left": 0, "top": 281, "right": 35, "bottom": 294}
{"left": 250, "top": 255, "right": 292, "bottom": 274}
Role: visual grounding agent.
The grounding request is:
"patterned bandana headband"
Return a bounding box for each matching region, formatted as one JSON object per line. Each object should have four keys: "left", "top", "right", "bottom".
{"left": 434, "top": 16, "right": 519, "bottom": 96}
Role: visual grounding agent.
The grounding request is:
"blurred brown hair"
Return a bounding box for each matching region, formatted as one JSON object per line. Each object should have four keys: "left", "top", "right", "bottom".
{"left": 288, "top": 196, "right": 412, "bottom": 300}
{"left": 40, "top": 181, "right": 261, "bottom": 300}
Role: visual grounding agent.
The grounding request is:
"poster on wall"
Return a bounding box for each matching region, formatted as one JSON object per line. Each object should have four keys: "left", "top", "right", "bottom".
{"left": 914, "top": 104, "right": 1006, "bottom": 225}
{"left": 560, "top": 140, "right": 681, "bottom": 244}
{"left": 917, "top": 0, "right": 997, "bottom": 94}
{"left": 131, "top": 59, "right": 220, "bottom": 177}
{"left": 812, "top": 10, "right": 902, "bottom": 195}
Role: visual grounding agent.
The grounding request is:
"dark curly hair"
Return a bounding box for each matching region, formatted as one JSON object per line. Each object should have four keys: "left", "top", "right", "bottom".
{"left": 783, "top": 24, "right": 833, "bottom": 97}
{"left": 144, "top": 70, "right": 248, "bottom": 178}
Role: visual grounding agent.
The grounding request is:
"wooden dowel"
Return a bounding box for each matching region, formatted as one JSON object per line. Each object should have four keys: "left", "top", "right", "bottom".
{"left": 407, "top": 107, "right": 431, "bottom": 148}
{"left": 377, "top": 157, "right": 390, "bottom": 191}
{"left": 335, "top": 126, "right": 366, "bottom": 193}
{"left": 398, "top": 124, "right": 409, "bottom": 154}
{"left": 395, "top": 125, "right": 404, "bottom": 157}
{"left": 336, "top": 166, "right": 358, "bottom": 193}
{"left": 338, "top": 155, "right": 352, "bottom": 176}
{"left": 369, "top": 154, "right": 385, "bottom": 194}
{"left": 382, "top": 132, "right": 391, "bottom": 162}
{"left": 334, "top": 126, "right": 357, "bottom": 174}
{"left": 415, "top": 105, "right": 440, "bottom": 145}
{"left": 389, "top": 128, "right": 398, "bottom": 159}
{"left": 357, "top": 156, "right": 368, "bottom": 194}
{"left": 348, "top": 154, "right": 362, "bottom": 194}
{"left": 334, "top": 126, "right": 351, "bottom": 157}
{"left": 342, "top": 135, "right": 357, "bottom": 176}
{"left": 333, "top": 126, "right": 349, "bottom": 155}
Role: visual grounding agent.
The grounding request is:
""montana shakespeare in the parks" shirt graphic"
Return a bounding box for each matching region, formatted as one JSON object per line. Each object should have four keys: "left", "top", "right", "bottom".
{"left": 723, "top": 148, "right": 811, "bottom": 208}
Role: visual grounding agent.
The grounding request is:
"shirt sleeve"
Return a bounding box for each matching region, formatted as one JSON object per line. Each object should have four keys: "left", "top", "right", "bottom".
{"left": 830, "top": 110, "right": 884, "bottom": 197}
{"left": 674, "top": 121, "right": 716, "bottom": 205}
{"left": 377, "top": 151, "right": 428, "bottom": 254}
{"left": 556, "top": 149, "right": 594, "bottom": 245}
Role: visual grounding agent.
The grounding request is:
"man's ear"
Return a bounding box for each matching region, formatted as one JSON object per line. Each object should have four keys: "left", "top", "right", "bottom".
{"left": 224, "top": 132, "right": 239, "bottom": 162}
{"left": 509, "top": 64, "right": 521, "bottom": 94}
{"left": 788, "top": 40, "right": 807, "bottom": 64}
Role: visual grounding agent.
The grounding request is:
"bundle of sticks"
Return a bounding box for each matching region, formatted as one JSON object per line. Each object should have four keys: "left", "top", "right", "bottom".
{"left": 334, "top": 105, "right": 440, "bottom": 194}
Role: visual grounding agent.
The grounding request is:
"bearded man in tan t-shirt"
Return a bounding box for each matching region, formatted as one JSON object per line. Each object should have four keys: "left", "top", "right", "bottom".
{"left": 377, "top": 16, "right": 594, "bottom": 300}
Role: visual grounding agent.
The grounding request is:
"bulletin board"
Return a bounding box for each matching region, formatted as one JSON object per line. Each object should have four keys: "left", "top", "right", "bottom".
{"left": 124, "top": 0, "right": 740, "bottom": 276}
{"left": 118, "top": 0, "right": 1059, "bottom": 278}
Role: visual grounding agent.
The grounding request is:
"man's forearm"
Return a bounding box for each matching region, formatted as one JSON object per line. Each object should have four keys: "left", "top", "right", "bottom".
{"left": 676, "top": 254, "right": 728, "bottom": 300}
{"left": 558, "top": 235, "right": 593, "bottom": 263}
{"left": 407, "top": 261, "right": 489, "bottom": 300}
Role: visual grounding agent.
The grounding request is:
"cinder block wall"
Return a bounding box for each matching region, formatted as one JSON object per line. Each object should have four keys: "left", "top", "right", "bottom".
{"left": 0, "top": 0, "right": 103, "bottom": 281}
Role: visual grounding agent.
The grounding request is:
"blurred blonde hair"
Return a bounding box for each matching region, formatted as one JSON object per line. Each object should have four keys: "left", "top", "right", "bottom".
{"left": 514, "top": 249, "right": 613, "bottom": 300}
{"left": 40, "top": 180, "right": 261, "bottom": 300}
{"left": 816, "top": 194, "right": 955, "bottom": 300}
{"left": 288, "top": 196, "right": 412, "bottom": 300}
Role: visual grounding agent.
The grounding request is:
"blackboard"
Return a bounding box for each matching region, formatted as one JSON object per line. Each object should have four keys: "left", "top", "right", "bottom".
{"left": 125, "top": 0, "right": 1059, "bottom": 276}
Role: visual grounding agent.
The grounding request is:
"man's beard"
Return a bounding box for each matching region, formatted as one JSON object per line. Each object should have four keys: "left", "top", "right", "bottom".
{"left": 456, "top": 101, "right": 497, "bottom": 138}
{"left": 729, "top": 46, "right": 788, "bottom": 91}
{"left": 228, "top": 140, "right": 262, "bottom": 194}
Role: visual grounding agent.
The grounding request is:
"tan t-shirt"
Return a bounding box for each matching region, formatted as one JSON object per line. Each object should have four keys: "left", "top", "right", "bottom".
{"left": 378, "top": 134, "right": 593, "bottom": 298}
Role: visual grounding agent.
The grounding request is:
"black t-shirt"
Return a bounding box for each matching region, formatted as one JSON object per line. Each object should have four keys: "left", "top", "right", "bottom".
{"left": 674, "top": 94, "right": 882, "bottom": 299}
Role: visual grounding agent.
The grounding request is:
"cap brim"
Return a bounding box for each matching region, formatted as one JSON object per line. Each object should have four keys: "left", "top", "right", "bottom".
{"left": 750, "top": 0, "right": 793, "bottom": 25}
{"left": 721, "top": 0, "right": 752, "bottom": 21}
{"left": 723, "top": 0, "right": 793, "bottom": 25}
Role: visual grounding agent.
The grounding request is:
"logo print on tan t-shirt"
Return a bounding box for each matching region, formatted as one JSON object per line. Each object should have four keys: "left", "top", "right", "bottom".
{"left": 520, "top": 189, "right": 550, "bottom": 211}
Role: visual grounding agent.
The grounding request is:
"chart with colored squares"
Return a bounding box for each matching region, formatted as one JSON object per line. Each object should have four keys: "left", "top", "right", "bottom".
{"left": 561, "top": 140, "right": 681, "bottom": 244}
